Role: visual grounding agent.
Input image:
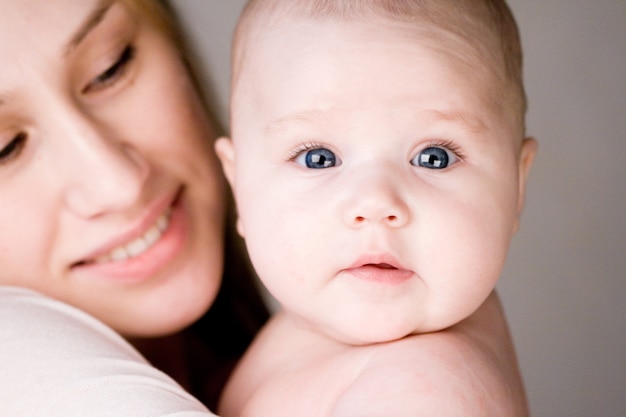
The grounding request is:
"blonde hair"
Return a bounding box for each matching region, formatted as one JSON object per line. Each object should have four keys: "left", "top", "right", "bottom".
{"left": 120, "top": 0, "right": 178, "bottom": 39}
{"left": 233, "top": 0, "right": 526, "bottom": 132}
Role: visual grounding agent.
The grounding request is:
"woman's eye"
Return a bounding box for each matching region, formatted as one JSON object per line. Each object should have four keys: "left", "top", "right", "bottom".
{"left": 83, "top": 45, "right": 135, "bottom": 93}
{"left": 295, "top": 148, "right": 339, "bottom": 169}
{"left": 0, "top": 133, "right": 27, "bottom": 164}
{"left": 412, "top": 146, "right": 457, "bottom": 170}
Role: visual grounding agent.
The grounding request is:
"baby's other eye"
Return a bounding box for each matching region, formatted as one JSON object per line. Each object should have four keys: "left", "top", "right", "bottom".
{"left": 0, "top": 133, "right": 27, "bottom": 165}
{"left": 83, "top": 45, "right": 135, "bottom": 93}
{"left": 412, "top": 146, "right": 458, "bottom": 170}
{"left": 295, "top": 147, "right": 339, "bottom": 169}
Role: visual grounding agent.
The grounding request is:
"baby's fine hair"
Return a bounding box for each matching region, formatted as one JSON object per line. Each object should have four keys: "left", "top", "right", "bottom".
{"left": 233, "top": 0, "right": 526, "bottom": 131}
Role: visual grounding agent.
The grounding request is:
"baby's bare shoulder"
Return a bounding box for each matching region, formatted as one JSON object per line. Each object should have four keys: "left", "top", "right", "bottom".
{"left": 223, "top": 294, "right": 528, "bottom": 417}
{"left": 331, "top": 333, "right": 523, "bottom": 417}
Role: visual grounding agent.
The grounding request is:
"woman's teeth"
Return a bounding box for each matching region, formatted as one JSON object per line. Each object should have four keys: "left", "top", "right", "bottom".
{"left": 96, "top": 209, "right": 171, "bottom": 264}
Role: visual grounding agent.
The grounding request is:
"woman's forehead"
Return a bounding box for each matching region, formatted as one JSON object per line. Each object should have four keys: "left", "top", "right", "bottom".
{"left": 0, "top": 0, "right": 111, "bottom": 57}
{"left": 0, "top": 0, "right": 120, "bottom": 99}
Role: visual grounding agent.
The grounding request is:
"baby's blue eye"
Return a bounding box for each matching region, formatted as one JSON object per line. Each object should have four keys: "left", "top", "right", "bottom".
{"left": 412, "top": 147, "right": 455, "bottom": 169}
{"left": 296, "top": 148, "right": 338, "bottom": 169}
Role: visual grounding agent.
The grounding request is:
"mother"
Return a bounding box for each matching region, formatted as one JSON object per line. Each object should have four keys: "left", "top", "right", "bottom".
{"left": 0, "top": 0, "right": 527, "bottom": 415}
{"left": 0, "top": 0, "right": 267, "bottom": 413}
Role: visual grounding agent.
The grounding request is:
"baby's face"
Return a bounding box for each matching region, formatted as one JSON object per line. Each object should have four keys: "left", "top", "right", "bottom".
{"left": 221, "top": 17, "right": 535, "bottom": 344}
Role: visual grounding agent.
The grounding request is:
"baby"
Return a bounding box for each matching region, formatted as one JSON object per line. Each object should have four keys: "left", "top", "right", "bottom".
{"left": 216, "top": 0, "right": 537, "bottom": 415}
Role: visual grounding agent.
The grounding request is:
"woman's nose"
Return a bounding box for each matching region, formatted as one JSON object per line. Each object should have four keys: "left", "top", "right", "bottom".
{"left": 341, "top": 170, "right": 410, "bottom": 229}
{"left": 53, "top": 109, "right": 149, "bottom": 218}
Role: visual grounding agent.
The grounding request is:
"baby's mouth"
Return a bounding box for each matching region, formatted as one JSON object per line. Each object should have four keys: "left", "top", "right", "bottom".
{"left": 344, "top": 260, "right": 413, "bottom": 284}
{"left": 73, "top": 208, "right": 172, "bottom": 267}
{"left": 368, "top": 263, "right": 397, "bottom": 269}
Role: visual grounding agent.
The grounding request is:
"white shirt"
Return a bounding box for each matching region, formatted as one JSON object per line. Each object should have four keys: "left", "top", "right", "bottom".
{"left": 0, "top": 287, "right": 217, "bottom": 417}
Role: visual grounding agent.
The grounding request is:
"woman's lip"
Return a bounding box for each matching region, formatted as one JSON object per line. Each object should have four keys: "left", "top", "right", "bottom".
{"left": 72, "top": 188, "right": 183, "bottom": 267}
{"left": 92, "top": 207, "right": 172, "bottom": 264}
{"left": 70, "top": 195, "right": 188, "bottom": 282}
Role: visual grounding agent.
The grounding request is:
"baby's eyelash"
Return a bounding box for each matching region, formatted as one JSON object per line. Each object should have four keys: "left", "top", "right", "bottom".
{"left": 427, "top": 140, "right": 466, "bottom": 160}
{"left": 286, "top": 141, "right": 325, "bottom": 161}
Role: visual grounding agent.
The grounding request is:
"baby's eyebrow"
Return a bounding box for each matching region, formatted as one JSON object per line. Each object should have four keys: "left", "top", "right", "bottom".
{"left": 263, "top": 109, "right": 334, "bottom": 136}
{"left": 262, "top": 108, "right": 489, "bottom": 138}
{"left": 427, "top": 109, "right": 488, "bottom": 135}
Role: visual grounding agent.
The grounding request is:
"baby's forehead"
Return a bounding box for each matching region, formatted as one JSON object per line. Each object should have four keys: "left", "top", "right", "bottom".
{"left": 237, "top": 26, "right": 514, "bottom": 132}
{"left": 234, "top": 1, "right": 525, "bottom": 138}
{"left": 238, "top": 0, "right": 504, "bottom": 46}
{"left": 235, "top": 0, "right": 524, "bottom": 108}
{"left": 238, "top": 13, "right": 507, "bottom": 95}
{"left": 238, "top": 4, "right": 507, "bottom": 78}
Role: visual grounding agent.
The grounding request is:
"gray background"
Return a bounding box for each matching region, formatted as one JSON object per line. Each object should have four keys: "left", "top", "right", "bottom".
{"left": 172, "top": 1, "right": 626, "bottom": 416}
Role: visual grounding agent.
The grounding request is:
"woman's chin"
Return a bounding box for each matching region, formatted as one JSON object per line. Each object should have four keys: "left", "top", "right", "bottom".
{"left": 118, "top": 289, "right": 218, "bottom": 338}
{"left": 105, "top": 268, "right": 221, "bottom": 338}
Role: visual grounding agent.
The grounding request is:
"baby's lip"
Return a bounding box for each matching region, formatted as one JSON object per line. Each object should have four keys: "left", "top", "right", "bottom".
{"left": 342, "top": 254, "right": 414, "bottom": 284}
{"left": 346, "top": 254, "right": 404, "bottom": 271}
{"left": 370, "top": 263, "right": 397, "bottom": 269}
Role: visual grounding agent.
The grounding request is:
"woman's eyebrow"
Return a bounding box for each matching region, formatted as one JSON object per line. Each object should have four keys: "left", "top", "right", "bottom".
{"left": 65, "top": 0, "right": 115, "bottom": 56}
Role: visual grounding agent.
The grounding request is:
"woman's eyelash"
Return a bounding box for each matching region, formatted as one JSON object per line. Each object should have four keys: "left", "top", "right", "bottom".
{"left": 0, "top": 133, "right": 27, "bottom": 165}
{"left": 84, "top": 45, "right": 136, "bottom": 93}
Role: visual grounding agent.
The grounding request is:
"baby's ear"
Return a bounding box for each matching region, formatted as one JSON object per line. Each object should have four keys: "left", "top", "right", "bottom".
{"left": 514, "top": 137, "right": 538, "bottom": 232}
{"left": 215, "top": 137, "right": 236, "bottom": 188}
{"left": 215, "top": 137, "right": 245, "bottom": 237}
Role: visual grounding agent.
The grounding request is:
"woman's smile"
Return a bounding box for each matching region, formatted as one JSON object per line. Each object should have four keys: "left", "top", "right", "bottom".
{"left": 94, "top": 207, "right": 171, "bottom": 264}
{"left": 70, "top": 188, "right": 188, "bottom": 282}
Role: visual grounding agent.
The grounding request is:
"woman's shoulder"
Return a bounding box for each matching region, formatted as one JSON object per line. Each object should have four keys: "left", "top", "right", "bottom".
{"left": 0, "top": 286, "right": 138, "bottom": 355}
{"left": 0, "top": 286, "right": 216, "bottom": 417}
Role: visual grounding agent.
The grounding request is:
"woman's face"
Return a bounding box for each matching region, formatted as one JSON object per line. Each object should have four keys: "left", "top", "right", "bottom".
{"left": 0, "top": 0, "right": 225, "bottom": 337}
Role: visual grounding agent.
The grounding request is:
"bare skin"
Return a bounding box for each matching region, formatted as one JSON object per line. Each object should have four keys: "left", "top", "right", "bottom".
{"left": 220, "top": 292, "right": 528, "bottom": 417}
{"left": 218, "top": 2, "right": 533, "bottom": 415}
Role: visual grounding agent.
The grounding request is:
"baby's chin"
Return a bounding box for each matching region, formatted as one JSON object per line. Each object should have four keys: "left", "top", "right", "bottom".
{"left": 290, "top": 307, "right": 463, "bottom": 346}
{"left": 317, "top": 321, "right": 430, "bottom": 347}
{"left": 312, "top": 310, "right": 476, "bottom": 346}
